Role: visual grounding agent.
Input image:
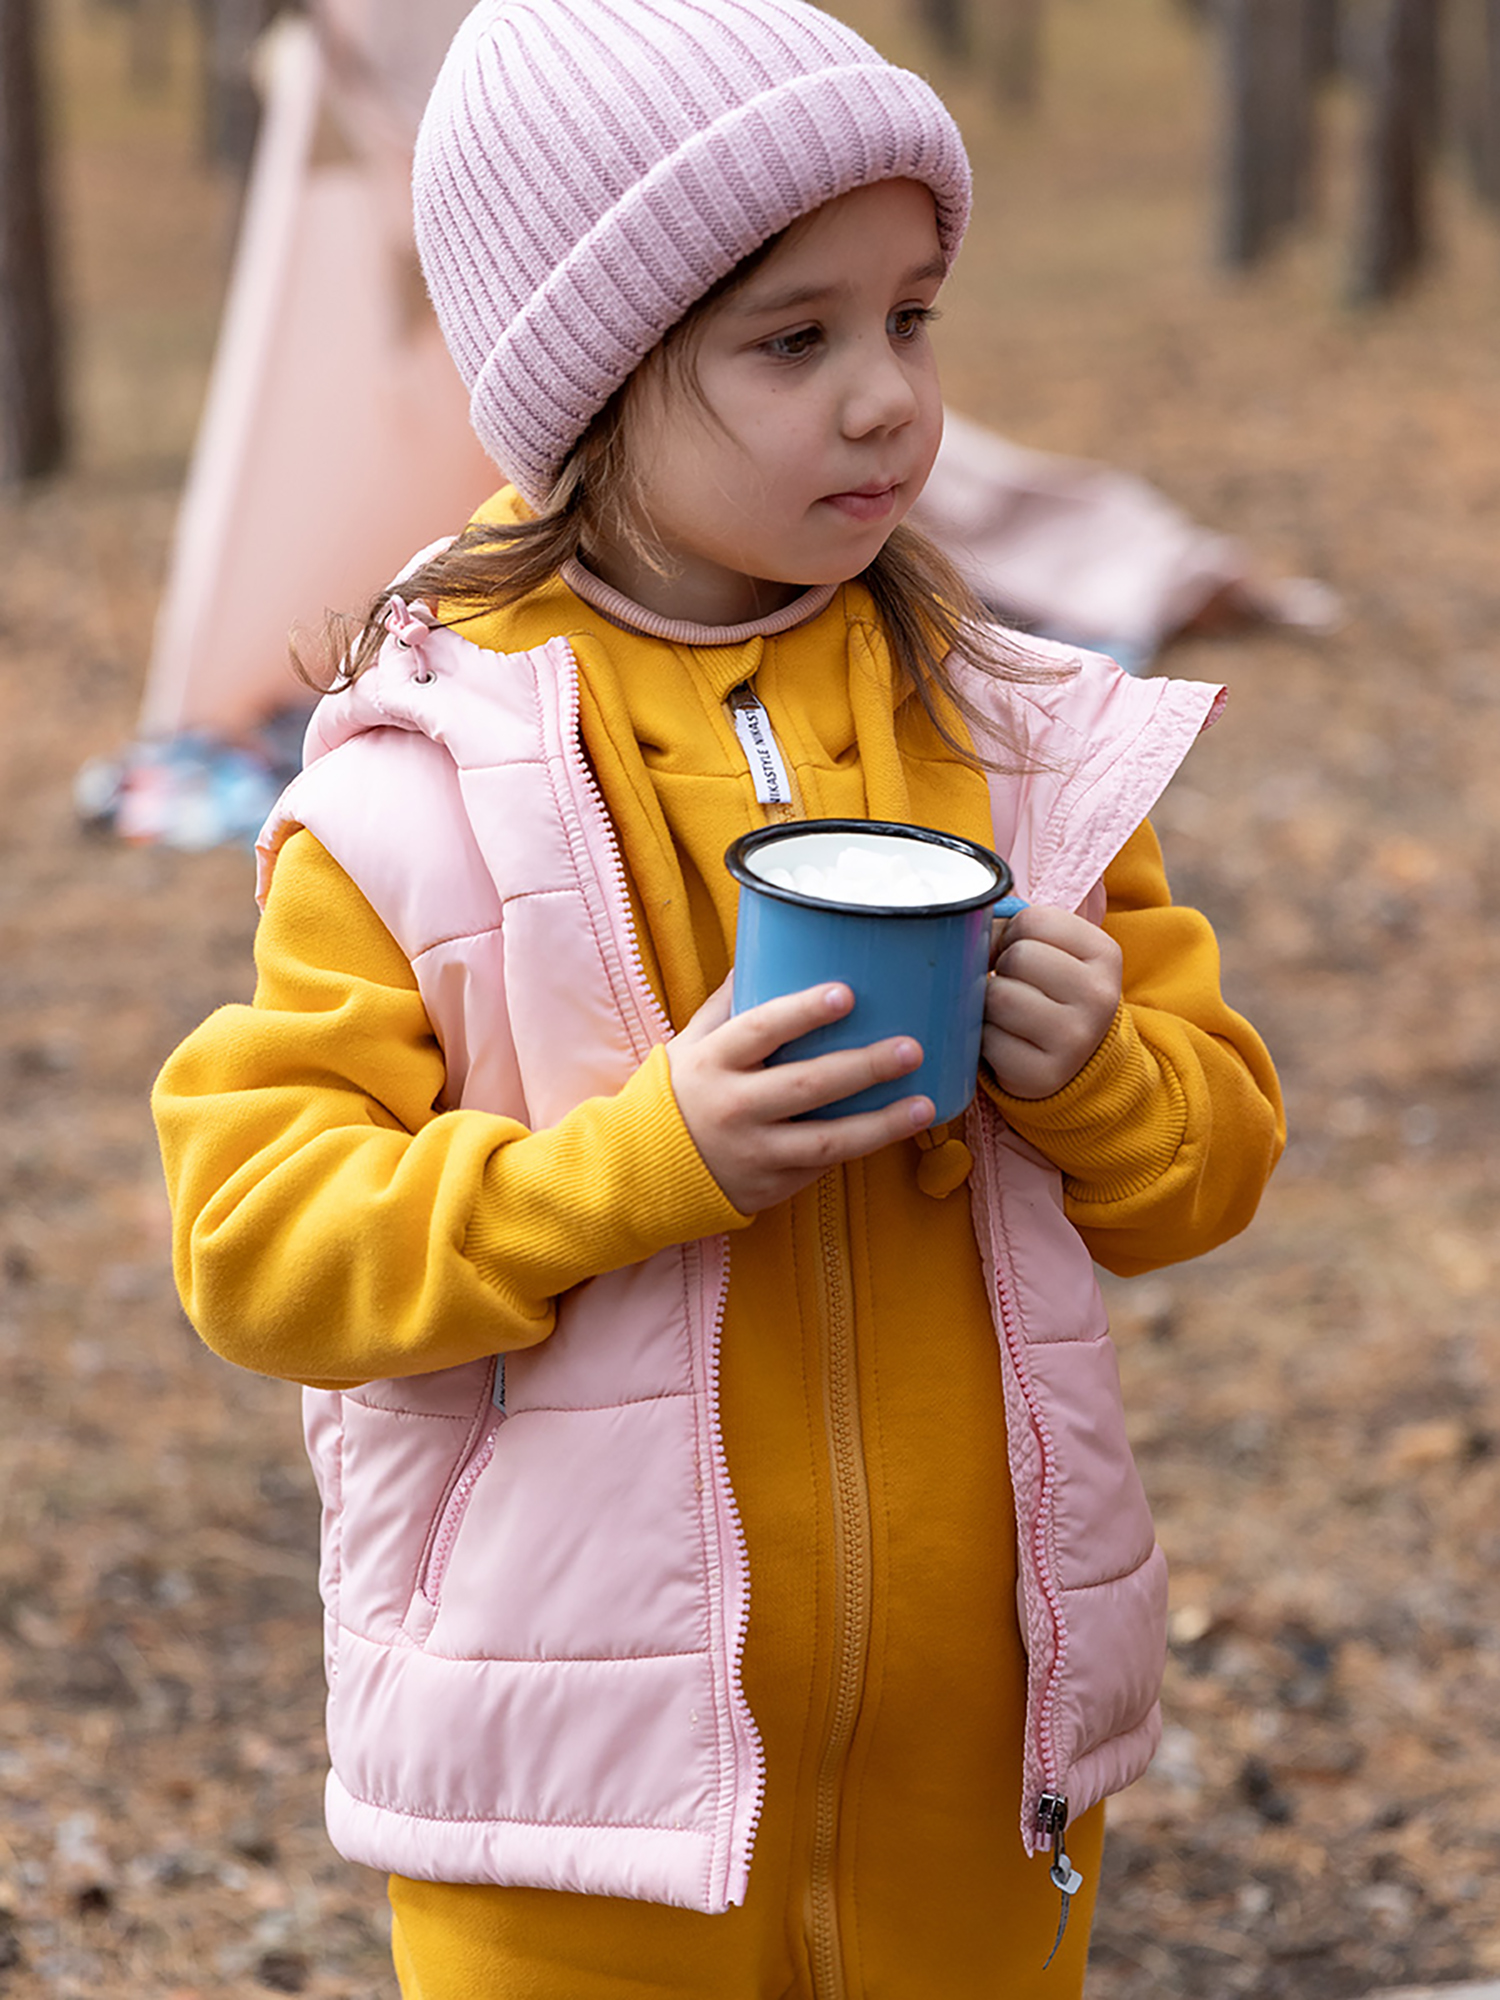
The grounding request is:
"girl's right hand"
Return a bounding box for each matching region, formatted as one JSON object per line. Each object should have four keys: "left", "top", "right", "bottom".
{"left": 666, "top": 977, "right": 934, "bottom": 1215}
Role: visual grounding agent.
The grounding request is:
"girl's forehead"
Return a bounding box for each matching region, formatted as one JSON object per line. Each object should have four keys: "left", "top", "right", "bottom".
{"left": 721, "top": 181, "right": 944, "bottom": 311}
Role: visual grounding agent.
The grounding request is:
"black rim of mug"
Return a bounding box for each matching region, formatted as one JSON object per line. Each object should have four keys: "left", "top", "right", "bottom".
{"left": 723, "top": 818, "right": 1013, "bottom": 919}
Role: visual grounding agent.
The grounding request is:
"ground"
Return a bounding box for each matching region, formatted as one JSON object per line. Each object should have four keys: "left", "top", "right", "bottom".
{"left": 2, "top": 1, "right": 1499, "bottom": 1995}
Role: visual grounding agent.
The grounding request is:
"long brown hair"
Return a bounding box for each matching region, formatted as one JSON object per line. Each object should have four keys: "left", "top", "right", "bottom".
{"left": 306, "top": 234, "right": 1068, "bottom": 769}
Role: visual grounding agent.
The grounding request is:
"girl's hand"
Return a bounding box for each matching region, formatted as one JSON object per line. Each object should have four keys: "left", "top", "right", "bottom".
{"left": 666, "top": 978, "right": 934, "bottom": 1214}
{"left": 983, "top": 906, "right": 1122, "bottom": 1100}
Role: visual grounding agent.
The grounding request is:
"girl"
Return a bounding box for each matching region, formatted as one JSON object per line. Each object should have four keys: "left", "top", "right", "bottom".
{"left": 153, "top": 2, "right": 1284, "bottom": 1994}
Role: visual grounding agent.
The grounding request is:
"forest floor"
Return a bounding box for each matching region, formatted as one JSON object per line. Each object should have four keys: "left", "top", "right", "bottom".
{"left": 3, "top": 1, "right": 1500, "bottom": 1995}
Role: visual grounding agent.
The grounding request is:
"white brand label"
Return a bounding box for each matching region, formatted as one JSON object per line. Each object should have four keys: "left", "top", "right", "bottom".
{"left": 728, "top": 686, "right": 793, "bottom": 805}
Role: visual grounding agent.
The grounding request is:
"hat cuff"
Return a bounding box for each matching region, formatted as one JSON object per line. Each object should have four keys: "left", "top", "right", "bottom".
{"left": 466, "top": 61, "right": 971, "bottom": 503}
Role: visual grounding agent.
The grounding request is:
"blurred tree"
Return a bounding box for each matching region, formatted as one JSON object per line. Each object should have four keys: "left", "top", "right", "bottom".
{"left": 994, "top": 0, "right": 1045, "bottom": 111}
{"left": 97, "top": 0, "right": 178, "bottom": 92}
{"left": 0, "top": 0, "right": 65, "bottom": 482}
{"left": 95, "top": 0, "right": 174, "bottom": 92}
{"left": 1219, "top": 0, "right": 1318, "bottom": 265}
{"left": 1451, "top": 0, "right": 1500, "bottom": 206}
{"left": 909, "top": 0, "right": 1047, "bottom": 110}
{"left": 127, "top": 0, "right": 174, "bottom": 93}
{"left": 1304, "top": 0, "right": 1342, "bottom": 79}
{"left": 914, "top": 0, "right": 968, "bottom": 60}
{"left": 199, "top": 0, "right": 287, "bottom": 174}
{"left": 1349, "top": 0, "right": 1443, "bottom": 300}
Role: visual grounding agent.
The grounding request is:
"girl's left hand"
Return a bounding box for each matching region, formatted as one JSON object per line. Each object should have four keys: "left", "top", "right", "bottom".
{"left": 982, "top": 905, "right": 1123, "bottom": 1101}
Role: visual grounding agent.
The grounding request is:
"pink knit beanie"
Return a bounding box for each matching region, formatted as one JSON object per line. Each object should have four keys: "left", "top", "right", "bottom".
{"left": 414, "top": 0, "right": 971, "bottom": 506}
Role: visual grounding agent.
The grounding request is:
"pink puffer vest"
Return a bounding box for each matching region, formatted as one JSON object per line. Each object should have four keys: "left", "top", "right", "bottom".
{"left": 257, "top": 602, "right": 1224, "bottom": 1912}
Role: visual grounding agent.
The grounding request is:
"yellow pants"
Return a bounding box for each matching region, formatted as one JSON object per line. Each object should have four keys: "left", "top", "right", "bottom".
{"left": 389, "top": 1809, "right": 1102, "bottom": 1997}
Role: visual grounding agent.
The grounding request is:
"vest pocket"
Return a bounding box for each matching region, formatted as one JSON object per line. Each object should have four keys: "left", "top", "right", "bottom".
{"left": 414, "top": 1381, "right": 505, "bottom": 1612}
{"left": 331, "top": 1372, "right": 499, "bottom": 1643}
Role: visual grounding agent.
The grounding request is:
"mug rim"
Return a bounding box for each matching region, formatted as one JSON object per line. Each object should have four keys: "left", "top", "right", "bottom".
{"left": 724, "top": 818, "right": 1013, "bottom": 919}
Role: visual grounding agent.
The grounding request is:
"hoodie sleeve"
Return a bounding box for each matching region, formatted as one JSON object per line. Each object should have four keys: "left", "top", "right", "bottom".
{"left": 983, "top": 819, "right": 1285, "bottom": 1275}
{"left": 152, "top": 830, "right": 747, "bottom": 1388}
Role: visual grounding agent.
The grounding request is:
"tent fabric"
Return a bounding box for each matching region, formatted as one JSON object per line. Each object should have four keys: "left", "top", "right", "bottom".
{"left": 912, "top": 414, "right": 1253, "bottom": 668}
{"left": 138, "top": 12, "right": 494, "bottom": 737}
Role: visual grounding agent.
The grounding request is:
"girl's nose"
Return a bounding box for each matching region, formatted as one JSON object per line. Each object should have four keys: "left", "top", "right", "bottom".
{"left": 840, "top": 345, "right": 921, "bottom": 438}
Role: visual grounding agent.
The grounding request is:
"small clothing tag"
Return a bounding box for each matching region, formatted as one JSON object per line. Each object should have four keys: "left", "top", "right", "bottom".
{"left": 492, "top": 1354, "right": 507, "bottom": 1412}
{"left": 728, "top": 686, "right": 793, "bottom": 805}
{"left": 1051, "top": 1856, "right": 1083, "bottom": 1898}
{"left": 1042, "top": 1851, "right": 1082, "bottom": 1971}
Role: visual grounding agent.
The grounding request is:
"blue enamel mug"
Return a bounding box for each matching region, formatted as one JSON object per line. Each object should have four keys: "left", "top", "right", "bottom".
{"left": 725, "top": 819, "right": 1016, "bottom": 1122}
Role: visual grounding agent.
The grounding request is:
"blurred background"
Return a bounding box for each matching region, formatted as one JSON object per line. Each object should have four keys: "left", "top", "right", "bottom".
{"left": 2, "top": 0, "right": 1499, "bottom": 1994}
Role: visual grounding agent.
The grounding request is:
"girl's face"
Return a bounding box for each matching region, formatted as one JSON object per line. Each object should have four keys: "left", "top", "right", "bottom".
{"left": 597, "top": 179, "right": 947, "bottom": 626}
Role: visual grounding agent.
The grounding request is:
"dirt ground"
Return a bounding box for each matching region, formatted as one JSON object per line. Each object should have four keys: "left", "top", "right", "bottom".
{"left": 3, "top": 1, "right": 1499, "bottom": 1995}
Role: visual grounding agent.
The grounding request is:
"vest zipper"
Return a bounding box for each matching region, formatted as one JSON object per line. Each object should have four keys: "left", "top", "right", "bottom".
{"left": 557, "top": 642, "right": 766, "bottom": 1910}
{"left": 556, "top": 645, "right": 675, "bottom": 1062}
{"left": 1037, "top": 1790, "right": 1084, "bottom": 1969}
{"left": 700, "top": 1233, "right": 769, "bottom": 1904}
{"left": 807, "top": 1168, "right": 871, "bottom": 2000}
{"left": 984, "top": 1156, "right": 1069, "bottom": 1840}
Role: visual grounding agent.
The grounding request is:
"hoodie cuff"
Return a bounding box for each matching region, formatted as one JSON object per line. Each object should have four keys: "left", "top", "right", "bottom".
{"left": 465, "top": 1043, "right": 750, "bottom": 1301}
{"left": 981, "top": 1002, "right": 1187, "bottom": 1198}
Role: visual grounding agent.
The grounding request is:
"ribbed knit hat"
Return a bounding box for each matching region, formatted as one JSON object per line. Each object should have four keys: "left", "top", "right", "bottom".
{"left": 414, "top": 0, "right": 971, "bottom": 505}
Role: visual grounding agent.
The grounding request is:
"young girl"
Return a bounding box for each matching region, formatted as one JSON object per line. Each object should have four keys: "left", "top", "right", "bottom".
{"left": 153, "top": 1, "right": 1284, "bottom": 1993}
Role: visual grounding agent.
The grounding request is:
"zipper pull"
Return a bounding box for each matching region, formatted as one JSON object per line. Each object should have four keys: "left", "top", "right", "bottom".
{"left": 727, "top": 683, "right": 794, "bottom": 806}
{"left": 491, "top": 1354, "right": 507, "bottom": 1412}
{"left": 1036, "top": 1792, "right": 1082, "bottom": 1970}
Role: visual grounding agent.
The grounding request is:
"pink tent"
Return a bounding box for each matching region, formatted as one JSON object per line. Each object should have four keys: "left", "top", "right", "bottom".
{"left": 139, "top": 2, "right": 492, "bottom": 737}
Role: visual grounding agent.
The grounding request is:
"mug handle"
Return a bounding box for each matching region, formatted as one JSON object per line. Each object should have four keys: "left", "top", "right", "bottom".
{"left": 992, "top": 894, "right": 1029, "bottom": 918}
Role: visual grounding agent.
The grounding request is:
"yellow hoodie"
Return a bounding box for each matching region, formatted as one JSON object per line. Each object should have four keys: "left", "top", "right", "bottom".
{"left": 154, "top": 562, "right": 1282, "bottom": 2000}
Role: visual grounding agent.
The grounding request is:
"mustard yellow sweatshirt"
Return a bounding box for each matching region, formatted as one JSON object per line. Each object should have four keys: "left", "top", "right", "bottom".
{"left": 154, "top": 565, "right": 1282, "bottom": 2000}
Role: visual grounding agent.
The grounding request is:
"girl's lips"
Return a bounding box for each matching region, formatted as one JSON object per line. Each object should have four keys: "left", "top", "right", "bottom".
{"left": 822, "top": 483, "right": 899, "bottom": 522}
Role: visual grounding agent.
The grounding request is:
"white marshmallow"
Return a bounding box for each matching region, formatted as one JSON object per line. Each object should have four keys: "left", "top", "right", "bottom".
{"left": 753, "top": 839, "right": 986, "bottom": 909}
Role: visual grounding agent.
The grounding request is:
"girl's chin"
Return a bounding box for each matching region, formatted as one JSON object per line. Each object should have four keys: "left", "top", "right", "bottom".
{"left": 654, "top": 528, "right": 902, "bottom": 622}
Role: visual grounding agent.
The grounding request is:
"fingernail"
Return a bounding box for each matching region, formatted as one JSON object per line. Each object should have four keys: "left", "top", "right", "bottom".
{"left": 894, "top": 1039, "right": 920, "bottom": 1068}
{"left": 823, "top": 985, "right": 850, "bottom": 1012}
{"left": 908, "top": 1098, "right": 934, "bottom": 1129}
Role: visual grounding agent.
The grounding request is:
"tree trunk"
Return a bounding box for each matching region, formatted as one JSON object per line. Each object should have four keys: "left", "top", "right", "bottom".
{"left": 1483, "top": 0, "right": 1500, "bottom": 203}
{"left": 993, "top": 0, "right": 1045, "bottom": 111}
{"left": 1452, "top": 0, "right": 1500, "bottom": 206}
{"left": 1219, "top": 0, "right": 1316, "bottom": 266}
{"left": 127, "top": 0, "right": 174, "bottom": 94}
{"left": 1304, "top": 0, "right": 1342, "bottom": 81}
{"left": 1349, "top": 0, "right": 1443, "bottom": 301}
{"left": 914, "top": 0, "right": 969, "bottom": 62}
{"left": 0, "top": 0, "right": 65, "bottom": 483}
{"left": 199, "top": 0, "right": 282, "bottom": 174}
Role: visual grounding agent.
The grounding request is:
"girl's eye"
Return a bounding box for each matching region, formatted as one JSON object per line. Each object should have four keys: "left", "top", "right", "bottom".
{"left": 762, "top": 325, "right": 822, "bottom": 360}
{"left": 890, "top": 304, "right": 939, "bottom": 342}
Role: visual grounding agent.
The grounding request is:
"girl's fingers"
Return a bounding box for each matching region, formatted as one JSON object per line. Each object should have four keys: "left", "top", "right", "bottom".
{"left": 994, "top": 905, "right": 1115, "bottom": 980}
{"left": 747, "top": 1032, "right": 927, "bottom": 1123}
{"left": 718, "top": 1083, "right": 935, "bottom": 1212}
{"left": 988, "top": 915, "right": 1013, "bottom": 966}
{"left": 693, "top": 972, "right": 735, "bottom": 1032}
{"left": 993, "top": 937, "right": 1100, "bottom": 1008}
{"left": 671, "top": 972, "right": 735, "bottom": 1047}
{"left": 985, "top": 971, "right": 1064, "bottom": 1051}
{"left": 669, "top": 981, "right": 941, "bottom": 1211}
{"left": 711, "top": 982, "right": 856, "bottom": 1066}
{"left": 777, "top": 1092, "right": 936, "bottom": 1165}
